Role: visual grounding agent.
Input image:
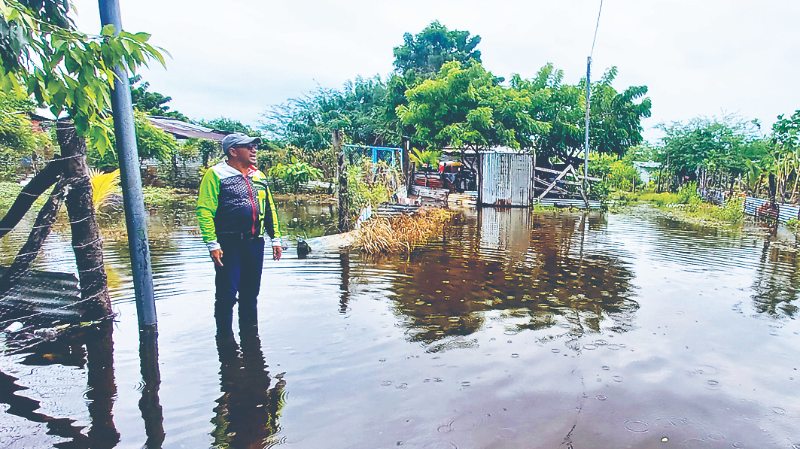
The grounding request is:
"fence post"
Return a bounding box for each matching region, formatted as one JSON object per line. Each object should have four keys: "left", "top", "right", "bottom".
{"left": 334, "top": 130, "right": 349, "bottom": 232}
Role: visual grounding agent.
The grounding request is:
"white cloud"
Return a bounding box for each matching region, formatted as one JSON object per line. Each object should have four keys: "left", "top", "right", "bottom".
{"left": 72, "top": 0, "right": 800, "bottom": 142}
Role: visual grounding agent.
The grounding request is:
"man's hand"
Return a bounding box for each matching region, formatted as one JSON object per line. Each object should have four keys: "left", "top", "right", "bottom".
{"left": 210, "top": 248, "right": 224, "bottom": 267}
{"left": 272, "top": 245, "right": 282, "bottom": 261}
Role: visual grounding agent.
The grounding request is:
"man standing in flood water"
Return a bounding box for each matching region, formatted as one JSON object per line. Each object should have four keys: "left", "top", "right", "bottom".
{"left": 196, "top": 133, "right": 282, "bottom": 336}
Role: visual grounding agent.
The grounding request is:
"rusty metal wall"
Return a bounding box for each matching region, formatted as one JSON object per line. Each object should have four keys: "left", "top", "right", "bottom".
{"left": 744, "top": 196, "right": 800, "bottom": 223}
{"left": 479, "top": 153, "right": 533, "bottom": 207}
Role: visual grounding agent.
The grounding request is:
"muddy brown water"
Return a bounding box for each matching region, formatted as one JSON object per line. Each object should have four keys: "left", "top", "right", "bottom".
{"left": 1, "top": 203, "right": 800, "bottom": 448}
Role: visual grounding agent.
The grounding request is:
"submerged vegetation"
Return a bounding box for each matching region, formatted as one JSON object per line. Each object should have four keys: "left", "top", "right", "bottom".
{"left": 354, "top": 208, "right": 455, "bottom": 256}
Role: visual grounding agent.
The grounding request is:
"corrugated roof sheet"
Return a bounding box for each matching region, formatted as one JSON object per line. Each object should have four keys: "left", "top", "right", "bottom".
{"left": 147, "top": 117, "right": 229, "bottom": 141}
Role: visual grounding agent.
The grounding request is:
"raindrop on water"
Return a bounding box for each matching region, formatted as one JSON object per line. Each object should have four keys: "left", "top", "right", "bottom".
{"left": 624, "top": 420, "right": 649, "bottom": 433}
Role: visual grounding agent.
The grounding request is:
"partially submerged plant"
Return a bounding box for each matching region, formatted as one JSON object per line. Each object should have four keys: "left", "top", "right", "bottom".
{"left": 354, "top": 207, "right": 455, "bottom": 256}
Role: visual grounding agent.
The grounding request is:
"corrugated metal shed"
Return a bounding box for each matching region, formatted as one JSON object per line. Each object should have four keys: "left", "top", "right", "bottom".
{"left": 478, "top": 152, "right": 533, "bottom": 207}
{"left": 744, "top": 197, "right": 800, "bottom": 223}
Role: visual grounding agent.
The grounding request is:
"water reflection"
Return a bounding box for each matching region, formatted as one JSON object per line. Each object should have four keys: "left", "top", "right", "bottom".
{"left": 752, "top": 237, "right": 800, "bottom": 318}
{"left": 138, "top": 328, "right": 165, "bottom": 449}
{"left": 378, "top": 209, "right": 638, "bottom": 348}
{"left": 212, "top": 329, "right": 286, "bottom": 448}
{"left": 0, "top": 322, "right": 119, "bottom": 448}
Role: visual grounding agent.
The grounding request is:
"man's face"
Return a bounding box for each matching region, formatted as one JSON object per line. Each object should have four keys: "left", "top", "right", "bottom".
{"left": 229, "top": 144, "right": 258, "bottom": 165}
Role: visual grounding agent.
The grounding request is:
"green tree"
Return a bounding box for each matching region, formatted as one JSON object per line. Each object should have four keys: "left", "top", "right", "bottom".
{"left": 512, "top": 64, "right": 651, "bottom": 166}
{"left": 88, "top": 111, "right": 177, "bottom": 170}
{"left": 393, "top": 20, "right": 482, "bottom": 77}
{"left": 0, "top": 0, "right": 165, "bottom": 155}
{"left": 0, "top": 90, "right": 52, "bottom": 179}
{"left": 263, "top": 76, "right": 394, "bottom": 149}
{"left": 200, "top": 117, "right": 258, "bottom": 136}
{"left": 397, "top": 61, "right": 548, "bottom": 154}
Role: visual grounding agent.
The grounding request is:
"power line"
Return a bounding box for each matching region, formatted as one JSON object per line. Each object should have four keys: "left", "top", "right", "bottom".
{"left": 590, "top": 0, "right": 605, "bottom": 57}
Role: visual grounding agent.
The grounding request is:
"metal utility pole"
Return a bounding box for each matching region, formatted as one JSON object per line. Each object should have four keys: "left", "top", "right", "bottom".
{"left": 582, "top": 0, "right": 604, "bottom": 207}
{"left": 98, "top": 0, "right": 157, "bottom": 329}
{"left": 583, "top": 56, "right": 591, "bottom": 200}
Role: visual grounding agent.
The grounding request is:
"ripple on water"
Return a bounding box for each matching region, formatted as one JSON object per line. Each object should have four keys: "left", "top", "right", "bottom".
{"left": 624, "top": 420, "right": 649, "bottom": 433}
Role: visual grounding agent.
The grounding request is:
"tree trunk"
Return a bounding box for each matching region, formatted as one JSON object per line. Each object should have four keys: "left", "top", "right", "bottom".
{"left": 56, "top": 120, "right": 112, "bottom": 321}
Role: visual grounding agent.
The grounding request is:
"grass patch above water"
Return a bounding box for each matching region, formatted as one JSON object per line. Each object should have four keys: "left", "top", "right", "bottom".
{"left": 354, "top": 207, "right": 456, "bottom": 256}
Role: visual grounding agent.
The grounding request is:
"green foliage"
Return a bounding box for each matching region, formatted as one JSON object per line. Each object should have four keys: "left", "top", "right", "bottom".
{"left": 267, "top": 158, "right": 323, "bottom": 192}
{"left": 0, "top": 90, "right": 52, "bottom": 180}
{"left": 180, "top": 137, "right": 219, "bottom": 167}
{"left": 142, "top": 186, "right": 192, "bottom": 207}
{"left": 0, "top": 180, "right": 22, "bottom": 210}
{"left": 512, "top": 64, "right": 651, "bottom": 164}
{"left": 676, "top": 182, "right": 702, "bottom": 206}
{"left": 409, "top": 148, "right": 441, "bottom": 168}
{"left": 392, "top": 20, "right": 482, "bottom": 77}
{"left": 0, "top": 0, "right": 166, "bottom": 155}
{"left": 346, "top": 160, "right": 399, "bottom": 216}
{"left": 88, "top": 112, "right": 178, "bottom": 170}
{"left": 398, "top": 61, "right": 547, "bottom": 151}
{"left": 264, "top": 76, "right": 395, "bottom": 149}
{"left": 130, "top": 75, "right": 188, "bottom": 121}
{"left": 200, "top": 117, "right": 259, "bottom": 136}
{"left": 659, "top": 116, "right": 760, "bottom": 180}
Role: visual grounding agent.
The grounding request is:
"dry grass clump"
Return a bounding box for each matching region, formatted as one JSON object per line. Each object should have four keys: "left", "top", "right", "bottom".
{"left": 354, "top": 207, "right": 455, "bottom": 255}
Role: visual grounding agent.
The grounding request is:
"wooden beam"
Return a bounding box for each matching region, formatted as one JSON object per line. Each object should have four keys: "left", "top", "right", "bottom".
{"left": 538, "top": 164, "right": 573, "bottom": 199}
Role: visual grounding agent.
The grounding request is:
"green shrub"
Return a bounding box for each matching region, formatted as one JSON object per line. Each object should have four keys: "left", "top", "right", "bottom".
{"left": 676, "top": 182, "right": 702, "bottom": 207}
{"left": 267, "top": 158, "right": 324, "bottom": 192}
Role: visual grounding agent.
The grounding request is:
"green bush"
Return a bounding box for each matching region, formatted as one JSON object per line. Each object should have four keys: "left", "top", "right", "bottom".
{"left": 346, "top": 160, "right": 399, "bottom": 216}
{"left": 267, "top": 158, "right": 324, "bottom": 192}
{"left": 676, "top": 182, "right": 702, "bottom": 206}
{"left": 0, "top": 181, "right": 23, "bottom": 211}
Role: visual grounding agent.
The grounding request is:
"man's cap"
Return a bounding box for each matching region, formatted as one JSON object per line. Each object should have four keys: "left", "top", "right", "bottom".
{"left": 222, "top": 133, "right": 262, "bottom": 155}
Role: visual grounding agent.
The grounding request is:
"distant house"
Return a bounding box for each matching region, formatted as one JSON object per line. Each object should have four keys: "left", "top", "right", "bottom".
{"left": 146, "top": 116, "right": 229, "bottom": 142}
{"left": 632, "top": 161, "right": 661, "bottom": 184}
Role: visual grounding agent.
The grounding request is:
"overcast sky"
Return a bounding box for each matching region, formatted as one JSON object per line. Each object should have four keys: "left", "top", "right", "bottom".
{"left": 72, "top": 0, "right": 799, "bottom": 142}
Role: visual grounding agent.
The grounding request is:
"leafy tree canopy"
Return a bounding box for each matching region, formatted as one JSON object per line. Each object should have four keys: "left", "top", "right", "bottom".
{"left": 89, "top": 111, "right": 177, "bottom": 170}
{"left": 512, "top": 64, "right": 651, "bottom": 165}
{"left": 397, "top": 60, "right": 548, "bottom": 151}
{"left": 393, "top": 20, "right": 481, "bottom": 77}
{"left": 0, "top": 0, "right": 165, "bottom": 155}
{"left": 199, "top": 117, "right": 259, "bottom": 136}
{"left": 658, "top": 116, "right": 761, "bottom": 178}
{"left": 263, "top": 76, "right": 394, "bottom": 150}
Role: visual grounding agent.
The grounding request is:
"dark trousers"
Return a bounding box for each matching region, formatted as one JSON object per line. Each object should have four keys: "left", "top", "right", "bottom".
{"left": 214, "top": 236, "right": 265, "bottom": 333}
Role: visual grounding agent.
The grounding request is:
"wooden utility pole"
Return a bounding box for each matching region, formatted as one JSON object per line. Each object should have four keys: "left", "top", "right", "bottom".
{"left": 334, "top": 130, "right": 350, "bottom": 232}
{"left": 57, "top": 121, "right": 112, "bottom": 320}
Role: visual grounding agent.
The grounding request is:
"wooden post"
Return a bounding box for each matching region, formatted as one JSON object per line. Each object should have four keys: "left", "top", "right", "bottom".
{"left": 57, "top": 120, "right": 112, "bottom": 321}
{"left": 334, "top": 130, "right": 349, "bottom": 232}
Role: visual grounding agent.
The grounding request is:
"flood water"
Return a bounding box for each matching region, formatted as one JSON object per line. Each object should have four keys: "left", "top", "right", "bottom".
{"left": 2, "top": 201, "right": 800, "bottom": 448}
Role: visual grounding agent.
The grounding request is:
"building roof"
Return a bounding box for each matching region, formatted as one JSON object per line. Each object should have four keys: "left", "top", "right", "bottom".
{"left": 147, "top": 116, "right": 229, "bottom": 141}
